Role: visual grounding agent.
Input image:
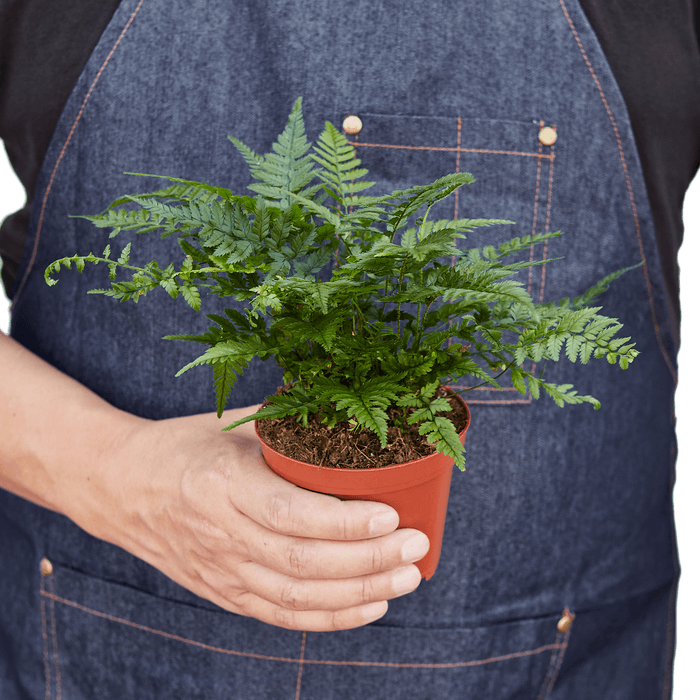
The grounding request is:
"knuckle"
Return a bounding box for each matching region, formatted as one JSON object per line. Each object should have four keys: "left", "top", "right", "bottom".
{"left": 273, "top": 605, "right": 298, "bottom": 630}
{"left": 337, "top": 503, "right": 372, "bottom": 540}
{"left": 339, "top": 509, "right": 362, "bottom": 540}
{"left": 263, "top": 492, "right": 294, "bottom": 533}
{"left": 329, "top": 608, "right": 350, "bottom": 631}
{"left": 339, "top": 512, "right": 351, "bottom": 540}
{"left": 370, "top": 544, "right": 385, "bottom": 573}
{"left": 229, "top": 590, "right": 254, "bottom": 615}
{"left": 286, "top": 541, "right": 313, "bottom": 578}
{"left": 279, "top": 580, "right": 311, "bottom": 611}
{"left": 360, "top": 576, "right": 376, "bottom": 605}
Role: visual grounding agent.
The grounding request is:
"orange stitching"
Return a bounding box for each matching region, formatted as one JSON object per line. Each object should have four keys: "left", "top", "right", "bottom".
{"left": 462, "top": 398, "right": 532, "bottom": 405}
{"left": 39, "top": 575, "right": 51, "bottom": 700}
{"left": 536, "top": 609, "right": 575, "bottom": 699}
{"left": 41, "top": 590, "right": 561, "bottom": 668}
{"left": 547, "top": 635, "right": 568, "bottom": 693}
{"left": 528, "top": 123, "right": 544, "bottom": 296}
{"left": 536, "top": 631, "right": 563, "bottom": 700}
{"left": 539, "top": 145, "right": 556, "bottom": 302}
{"left": 48, "top": 576, "right": 62, "bottom": 700}
{"left": 41, "top": 591, "right": 300, "bottom": 663}
{"left": 354, "top": 142, "right": 553, "bottom": 159}
{"left": 558, "top": 0, "right": 677, "bottom": 381}
{"left": 11, "top": 0, "right": 146, "bottom": 309}
{"left": 295, "top": 631, "right": 306, "bottom": 700}
{"left": 544, "top": 143, "right": 554, "bottom": 235}
{"left": 453, "top": 117, "right": 463, "bottom": 220}
{"left": 464, "top": 385, "right": 519, "bottom": 392}
{"left": 296, "top": 644, "right": 562, "bottom": 669}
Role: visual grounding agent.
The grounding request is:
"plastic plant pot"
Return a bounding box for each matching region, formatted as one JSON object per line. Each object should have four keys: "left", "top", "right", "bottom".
{"left": 256, "top": 399, "right": 470, "bottom": 580}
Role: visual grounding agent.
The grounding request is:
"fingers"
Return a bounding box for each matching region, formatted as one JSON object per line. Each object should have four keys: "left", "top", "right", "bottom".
{"left": 132, "top": 412, "right": 430, "bottom": 632}
{"left": 226, "top": 457, "right": 430, "bottom": 579}
{"left": 195, "top": 557, "right": 403, "bottom": 633}
{"left": 235, "top": 562, "right": 422, "bottom": 612}
{"left": 178, "top": 439, "right": 430, "bottom": 580}
{"left": 232, "top": 594, "right": 390, "bottom": 632}
{"left": 233, "top": 454, "right": 401, "bottom": 541}
{"left": 246, "top": 523, "right": 431, "bottom": 579}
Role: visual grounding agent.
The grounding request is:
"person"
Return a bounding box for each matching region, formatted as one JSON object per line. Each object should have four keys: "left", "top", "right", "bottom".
{"left": 1, "top": 1, "right": 698, "bottom": 698}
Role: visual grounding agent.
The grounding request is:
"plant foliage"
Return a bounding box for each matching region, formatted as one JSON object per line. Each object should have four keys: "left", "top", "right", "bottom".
{"left": 46, "top": 98, "right": 640, "bottom": 470}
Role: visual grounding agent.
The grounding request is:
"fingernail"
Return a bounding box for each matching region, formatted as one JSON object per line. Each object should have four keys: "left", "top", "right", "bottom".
{"left": 392, "top": 566, "right": 421, "bottom": 596}
{"left": 361, "top": 601, "right": 388, "bottom": 622}
{"left": 401, "top": 534, "right": 429, "bottom": 563}
{"left": 369, "top": 509, "right": 399, "bottom": 536}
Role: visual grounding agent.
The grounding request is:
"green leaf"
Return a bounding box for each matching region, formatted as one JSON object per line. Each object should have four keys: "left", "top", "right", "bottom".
{"left": 117, "top": 242, "right": 131, "bottom": 265}
{"left": 212, "top": 360, "right": 238, "bottom": 417}
{"left": 232, "top": 97, "right": 317, "bottom": 209}
{"left": 511, "top": 366, "right": 527, "bottom": 394}
{"left": 312, "top": 121, "right": 375, "bottom": 213}
{"left": 418, "top": 417, "right": 465, "bottom": 470}
{"left": 175, "top": 340, "right": 256, "bottom": 376}
{"left": 180, "top": 285, "right": 201, "bottom": 311}
{"left": 225, "top": 386, "right": 320, "bottom": 431}
{"left": 159, "top": 277, "right": 179, "bottom": 299}
{"left": 569, "top": 262, "right": 643, "bottom": 309}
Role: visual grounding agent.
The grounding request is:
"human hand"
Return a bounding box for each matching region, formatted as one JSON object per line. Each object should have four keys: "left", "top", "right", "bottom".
{"left": 93, "top": 407, "right": 428, "bottom": 631}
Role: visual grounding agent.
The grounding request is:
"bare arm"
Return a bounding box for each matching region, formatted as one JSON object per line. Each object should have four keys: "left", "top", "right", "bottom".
{"left": 0, "top": 331, "right": 427, "bottom": 630}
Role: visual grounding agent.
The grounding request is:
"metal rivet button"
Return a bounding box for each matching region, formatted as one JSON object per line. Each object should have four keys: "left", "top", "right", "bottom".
{"left": 40, "top": 558, "right": 53, "bottom": 576}
{"left": 557, "top": 611, "right": 574, "bottom": 633}
{"left": 539, "top": 126, "right": 557, "bottom": 146}
{"left": 343, "top": 115, "right": 363, "bottom": 135}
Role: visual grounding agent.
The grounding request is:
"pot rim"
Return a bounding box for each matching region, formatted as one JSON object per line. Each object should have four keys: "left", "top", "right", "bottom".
{"left": 254, "top": 389, "right": 470, "bottom": 479}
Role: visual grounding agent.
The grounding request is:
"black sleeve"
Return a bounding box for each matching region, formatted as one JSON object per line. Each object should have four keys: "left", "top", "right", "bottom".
{"left": 578, "top": 0, "right": 700, "bottom": 339}
{"left": 0, "top": 0, "right": 121, "bottom": 294}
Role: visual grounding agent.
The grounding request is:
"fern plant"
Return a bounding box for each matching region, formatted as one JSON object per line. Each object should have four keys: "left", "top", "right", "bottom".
{"left": 45, "top": 98, "right": 639, "bottom": 470}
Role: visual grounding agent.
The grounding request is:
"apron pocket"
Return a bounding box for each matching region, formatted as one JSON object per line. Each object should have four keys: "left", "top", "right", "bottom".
{"left": 344, "top": 111, "right": 558, "bottom": 403}
{"left": 41, "top": 562, "right": 572, "bottom": 700}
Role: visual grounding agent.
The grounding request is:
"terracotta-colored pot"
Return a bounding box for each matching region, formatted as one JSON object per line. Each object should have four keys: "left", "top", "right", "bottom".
{"left": 256, "top": 399, "right": 470, "bottom": 580}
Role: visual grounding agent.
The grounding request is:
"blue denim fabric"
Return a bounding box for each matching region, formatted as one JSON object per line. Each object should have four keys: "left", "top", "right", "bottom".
{"left": 1, "top": 0, "right": 678, "bottom": 697}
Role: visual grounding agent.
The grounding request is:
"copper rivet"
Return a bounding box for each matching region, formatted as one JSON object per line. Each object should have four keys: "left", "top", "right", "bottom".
{"left": 343, "top": 115, "right": 363, "bottom": 135}
{"left": 557, "top": 612, "right": 573, "bottom": 633}
{"left": 539, "top": 126, "right": 557, "bottom": 146}
{"left": 40, "top": 558, "right": 53, "bottom": 576}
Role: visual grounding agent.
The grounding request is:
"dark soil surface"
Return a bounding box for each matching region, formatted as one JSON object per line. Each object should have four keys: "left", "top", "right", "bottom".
{"left": 256, "top": 386, "right": 470, "bottom": 469}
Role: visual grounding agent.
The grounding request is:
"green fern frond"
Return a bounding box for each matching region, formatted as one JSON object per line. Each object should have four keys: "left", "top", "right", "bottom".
{"left": 314, "top": 377, "right": 404, "bottom": 448}
{"left": 225, "top": 386, "right": 321, "bottom": 431}
{"left": 312, "top": 121, "right": 375, "bottom": 213}
{"left": 122, "top": 173, "right": 236, "bottom": 201}
{"left": 212, "top": 360, "right": 238, "bottom": 417}
{"left": 174, "top": 340, "right": 257, "bottom": 376}
{"left": 565, "top": 262, "right": 643, "bottom": 309}
{"left": 540, "top": 381, "right": 601, "bottom": 409}
{"left": 418, "top": 417, "right": 466, "bottom": 469}
{"left": 400, "top": 382, "right": 465, "bottom": 468}
{"left": 232, "top": 97, "right": 317, "bottom": 208}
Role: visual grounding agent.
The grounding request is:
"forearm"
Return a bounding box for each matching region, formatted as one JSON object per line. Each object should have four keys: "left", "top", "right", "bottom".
{"left": 0, "top": 330, "right": 142, "bottom": 529}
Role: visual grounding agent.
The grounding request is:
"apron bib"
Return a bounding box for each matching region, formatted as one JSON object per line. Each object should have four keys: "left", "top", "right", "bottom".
{"left": 3, "top": 1, "right": 679, "bottom": 697}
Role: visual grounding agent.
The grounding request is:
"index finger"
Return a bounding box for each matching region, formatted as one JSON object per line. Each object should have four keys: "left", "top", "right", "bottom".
{"left": 232, "top": 453, "right": 400, "bottom": 541}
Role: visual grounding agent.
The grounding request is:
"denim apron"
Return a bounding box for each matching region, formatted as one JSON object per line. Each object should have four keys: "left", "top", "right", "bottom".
{"left": 2, "top": 0, "right": 679, "bottom": 697}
